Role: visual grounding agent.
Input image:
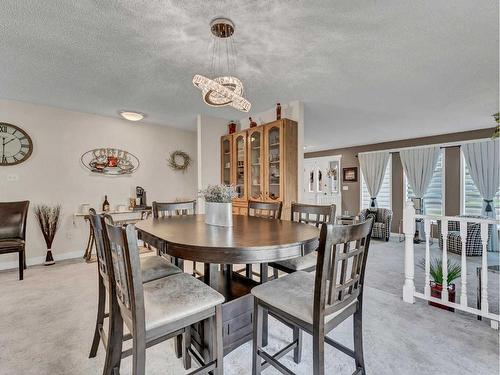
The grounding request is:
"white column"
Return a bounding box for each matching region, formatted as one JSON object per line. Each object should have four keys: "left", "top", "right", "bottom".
{"left": 441, "top": 219, "right": 449, "bottom": 302}
{"left": 459, "top": 220, "right": 468, "bottom": 307}
{"left": 403, "top": 200, "right": 416, "bottom": 303}
{"left": 424, "top": 218, "right": 431, "bottom": 298}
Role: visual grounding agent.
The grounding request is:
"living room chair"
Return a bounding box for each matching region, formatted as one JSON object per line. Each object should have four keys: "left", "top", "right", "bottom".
{"left": 0, "top": 201, "right": 29, "bottom": 280}
{"left": 251, "top": 219, "right": 374, "bottom": 375}
{"left": 103, "top": 220, "right": 224, "bottom": 375}
{"left": 359, "top": 207, "right": 392, "bottom": 241}
{"left": 437, "top": 215, "right": 494, "bottom": 256}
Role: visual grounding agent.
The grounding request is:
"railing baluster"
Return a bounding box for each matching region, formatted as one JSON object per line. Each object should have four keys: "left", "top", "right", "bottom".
{"left": 459, "top": 219, "right": 468, "bottom": 307}
{"left": 441, "top": 219, "right": 449, "bottom": 302}
{"left": 480, "top": 222, "right": 489, "bottom": 317}
{"left": 424, "top": 218, "right": 431, "bottom": 298}
{"left": 403, "top": 201, "right": 416, "bottom": 303}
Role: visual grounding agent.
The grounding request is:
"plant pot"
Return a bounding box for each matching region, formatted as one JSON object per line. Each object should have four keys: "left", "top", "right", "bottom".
{"left": 205, "top": 202, "right": 233, "bottom": 227}
{"left": 44, "top": 249, "right": 55, "bottom": 266}
{"left": 429, "top": 282, "right": 455, "bottom": 311}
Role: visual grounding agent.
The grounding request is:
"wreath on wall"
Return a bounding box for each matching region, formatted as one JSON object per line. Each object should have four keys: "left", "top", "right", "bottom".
{"left": 167, "top": 150, "right": 191, "bottom": 172}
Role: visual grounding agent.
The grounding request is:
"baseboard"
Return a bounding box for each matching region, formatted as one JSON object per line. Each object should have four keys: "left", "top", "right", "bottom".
{"left": 0, "top": 250, "right": 82, "bottom": 271}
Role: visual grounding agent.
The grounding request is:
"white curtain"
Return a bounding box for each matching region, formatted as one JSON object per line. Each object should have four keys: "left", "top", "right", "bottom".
{"left": 462, "top": 140, "right": 499, "bottom": 251}
{"left": 359, "top": 151, "right": 390, "bottom": 209}
{"left": 400, "top": 146, "right": 440, "bottom": 202}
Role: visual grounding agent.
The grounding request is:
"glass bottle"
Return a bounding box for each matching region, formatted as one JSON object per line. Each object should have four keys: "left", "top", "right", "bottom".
{"left": 276, "top": 103, "right": 281, "bottom": 120}
{"left": 102, "top": 195, "right": 110, "bottom": 212}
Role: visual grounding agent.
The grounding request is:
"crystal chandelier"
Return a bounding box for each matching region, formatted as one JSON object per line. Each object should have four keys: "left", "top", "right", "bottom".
{"left": 192, "top": 17, "right": 251, "bottom": 112}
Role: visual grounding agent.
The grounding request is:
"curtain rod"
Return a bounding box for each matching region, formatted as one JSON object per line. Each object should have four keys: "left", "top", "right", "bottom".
{"left": 356, "top": 137, "right": 492, "bottom": 158}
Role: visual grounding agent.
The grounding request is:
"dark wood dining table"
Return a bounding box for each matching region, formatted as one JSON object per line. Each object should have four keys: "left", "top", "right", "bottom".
{"left": 135, "top": 214, "right": 319, "bottom": 356}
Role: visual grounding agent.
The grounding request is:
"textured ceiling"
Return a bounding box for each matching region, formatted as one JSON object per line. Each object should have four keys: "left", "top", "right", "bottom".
{"left": 0, "top": 1, "right": 498, "bottom": 149}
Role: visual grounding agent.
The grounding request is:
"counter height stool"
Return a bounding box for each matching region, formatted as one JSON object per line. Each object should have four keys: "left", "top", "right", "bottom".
{"left": 88, "top": 209, "right": 183, "bottom": 372}
{"left": 149, "top": 200, "right": 199, "bottom": 274}
{"left": 269, "top": 203, "right": 336, "bottom": 277}
{"left": 105, "top": 222, "right": 224, "bottom": 375}
{"left": 240, "top": 200, "right": 283, "bottom": 280}
{"left": 0, "top": 201, "right": 29, "bottom": 280}
{"left": 252, "top": 219, "right": 373, "bottom": 375}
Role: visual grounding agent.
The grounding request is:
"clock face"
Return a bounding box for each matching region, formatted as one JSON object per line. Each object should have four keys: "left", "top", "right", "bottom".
{"left": 0, "top": 123, "right": 33, "bottom": 166}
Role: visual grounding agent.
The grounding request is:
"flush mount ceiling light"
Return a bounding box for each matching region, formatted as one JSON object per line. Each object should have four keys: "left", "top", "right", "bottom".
{"left": 119, "top": 111, "right": 145, "bottom": 122}
{"left": 192, "top": 17, "right": 251, "bottom": 112}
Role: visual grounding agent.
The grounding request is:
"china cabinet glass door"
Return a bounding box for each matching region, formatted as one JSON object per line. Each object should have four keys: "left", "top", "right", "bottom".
{"left": 248, "top": 128, "right": 263, "bottom": 200}
{"left": 233, "top": 133, "right": 247, "bottom": 200}
{"left": 221, "top": 137, "right": 231, "bottom": 185}
{"left": 265, "top": 125, "right": 282, "bottom": 201}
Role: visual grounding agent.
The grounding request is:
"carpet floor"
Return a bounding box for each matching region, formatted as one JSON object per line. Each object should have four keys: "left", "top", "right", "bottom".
{"left": 0, "top": 238, "right": 498, "bottom": 374}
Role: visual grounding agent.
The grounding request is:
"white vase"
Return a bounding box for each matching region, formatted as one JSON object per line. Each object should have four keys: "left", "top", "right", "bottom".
{"left": 205, "top": 202, "right": 233, "bottom": 227}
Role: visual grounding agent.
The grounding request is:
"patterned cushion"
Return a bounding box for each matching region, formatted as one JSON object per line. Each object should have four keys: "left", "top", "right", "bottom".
{"left": 360, "top": 208, "right": 392, "bottom": 240}
{"left": 437, "top": 216, "right": 494, "bottom": 256}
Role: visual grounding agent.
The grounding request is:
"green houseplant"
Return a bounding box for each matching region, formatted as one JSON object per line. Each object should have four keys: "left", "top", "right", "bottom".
{"left": 199, "top": 185, "right": 237, "bottom": 227}
{"left": 420, "top": 257, "right": 461, "bottom": 311}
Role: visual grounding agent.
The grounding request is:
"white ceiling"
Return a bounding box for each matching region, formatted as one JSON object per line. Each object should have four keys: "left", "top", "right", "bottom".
{"left": 0, "top": 1, "right": 497, "bottom": 150}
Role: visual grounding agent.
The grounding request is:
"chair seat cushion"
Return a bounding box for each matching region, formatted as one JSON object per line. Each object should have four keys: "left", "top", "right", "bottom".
{"left": 144, "top": 273, "right": 224, "bottom": 335}
{"left": 271, "top": 252, "right": 317, "bottom": 272}
{"left": 140, "top": 256, "right": 182, "bottom": 283}
{"left": 251, "top": 271, "right": 356, "bottom": 325}
{"left": 0, "top": 239, "right": 24, "bottom": 251}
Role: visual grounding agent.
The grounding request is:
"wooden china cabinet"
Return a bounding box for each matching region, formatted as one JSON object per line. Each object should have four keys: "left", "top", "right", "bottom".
{"left": 221, "top": 118, "right": 297, "bottom": 218}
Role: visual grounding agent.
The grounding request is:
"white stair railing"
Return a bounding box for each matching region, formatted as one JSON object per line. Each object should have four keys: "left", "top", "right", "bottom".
{"left": 403, "top": 201, "right": 499, "bottom": 329}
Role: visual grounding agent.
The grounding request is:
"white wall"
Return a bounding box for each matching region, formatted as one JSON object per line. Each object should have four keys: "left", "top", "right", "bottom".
{"left": 0, "top": 99, "right": 197, "bottom": 269}
{"left": 196, "top": 114, "right": 228, "bottom": 213}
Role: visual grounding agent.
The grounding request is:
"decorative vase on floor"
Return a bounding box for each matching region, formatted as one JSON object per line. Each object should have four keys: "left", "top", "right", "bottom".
{"left": 205, "top": 202, "right": 233, "bottom": 227}
{"left": 34, "top": 204, "right": 61, "bottom": 266}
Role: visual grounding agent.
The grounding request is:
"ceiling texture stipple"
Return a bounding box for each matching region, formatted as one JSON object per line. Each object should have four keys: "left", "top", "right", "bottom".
{"left": 0, "top": 0, "right": 498, "bottom": 150}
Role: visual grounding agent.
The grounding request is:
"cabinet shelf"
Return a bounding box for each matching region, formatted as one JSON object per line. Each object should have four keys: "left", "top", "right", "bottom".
{"left": 269, "top": 160, "right": 280, "bottom": 164}
{"left": 269, "top": 143, "right": 280, "bottom": 147}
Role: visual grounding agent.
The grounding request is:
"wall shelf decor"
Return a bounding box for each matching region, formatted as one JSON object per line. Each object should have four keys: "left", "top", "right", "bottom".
{"left": 81, "top": 148, "right": 139, "bottom": 175}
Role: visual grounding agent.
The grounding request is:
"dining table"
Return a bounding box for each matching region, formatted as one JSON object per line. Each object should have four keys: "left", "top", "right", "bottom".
{"left": 135, "top": 214, "right": 320, "bottom": 357}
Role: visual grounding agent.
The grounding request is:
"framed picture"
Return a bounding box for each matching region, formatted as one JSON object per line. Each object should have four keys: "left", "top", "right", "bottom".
{"left": 343, "top": 167, "right": 358, "bottom": 182}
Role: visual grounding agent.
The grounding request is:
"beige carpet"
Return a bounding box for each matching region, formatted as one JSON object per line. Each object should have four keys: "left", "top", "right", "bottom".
{"left": 0, "top": 239, "right": 498, "bottom": 374}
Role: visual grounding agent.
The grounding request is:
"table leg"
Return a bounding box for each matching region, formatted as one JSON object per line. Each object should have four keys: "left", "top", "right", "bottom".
{"left": 202, "top": 263, "right": 219, "bottom": 361}
{"left": 477, "top": 267, "right": 482, "bottom": 321}
{"left": 260, "top": 263, "right": 269, "bottom": 347}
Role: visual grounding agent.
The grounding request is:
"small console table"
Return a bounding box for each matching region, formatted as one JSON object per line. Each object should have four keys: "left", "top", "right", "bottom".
{"left": 74, "top": 208, "right": 151, "bottom": 262}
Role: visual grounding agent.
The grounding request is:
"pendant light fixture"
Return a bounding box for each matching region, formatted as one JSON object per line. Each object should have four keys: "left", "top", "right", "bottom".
{"left": 192, "top": 17, "right": 251, "bottom": 112}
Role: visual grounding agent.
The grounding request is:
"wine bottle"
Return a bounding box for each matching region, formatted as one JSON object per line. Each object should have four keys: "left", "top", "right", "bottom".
{"left": 102, "top": 195, "right": 110, "bottom": 212}
{"left": 276, "top": 103, "right": 281, "bottom": 120}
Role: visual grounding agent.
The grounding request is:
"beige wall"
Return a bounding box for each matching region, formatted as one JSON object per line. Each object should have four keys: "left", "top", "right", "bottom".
{"left": 0, "top": 99, "right": 197, "bottom": 268}
{"left": 305, "top": 127, "right": 496, "bottom": 232}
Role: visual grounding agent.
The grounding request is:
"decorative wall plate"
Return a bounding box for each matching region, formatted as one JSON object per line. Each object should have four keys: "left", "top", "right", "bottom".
{"left": 81, "top": 148, "right": 139, "bottom": 175}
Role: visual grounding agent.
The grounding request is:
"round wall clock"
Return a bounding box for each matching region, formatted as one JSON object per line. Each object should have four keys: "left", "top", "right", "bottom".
{"left": 0, "top": 122, "right": 33, "bottom": 166}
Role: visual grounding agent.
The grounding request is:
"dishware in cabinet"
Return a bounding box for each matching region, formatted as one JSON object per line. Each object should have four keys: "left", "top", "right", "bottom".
{"left": 220, "top": 135, "right": 233, "bottom": 185}
{"left": 247, "top": 127, "right": 264, "bottom": 200}
{"left": 232, "top": 130, "right": 248, "bottom": 202}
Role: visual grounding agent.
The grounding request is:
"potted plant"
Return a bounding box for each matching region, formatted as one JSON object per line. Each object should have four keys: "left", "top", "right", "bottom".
{"left": 200, "top": 185, "right": 236, "bottom": 227}
{"left": 34, "top": 204, "right": 61, "bottom": 266}
{"left": 420, "top": 257, "right": 461, "bottom": 311}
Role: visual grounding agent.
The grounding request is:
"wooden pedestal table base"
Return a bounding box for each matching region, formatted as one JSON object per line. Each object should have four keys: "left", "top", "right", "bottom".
{"left": 135, "top": 214, "right": 319, "bottom": 357}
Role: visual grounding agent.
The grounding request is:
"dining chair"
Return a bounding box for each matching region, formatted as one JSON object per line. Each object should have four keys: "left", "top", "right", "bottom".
{"left": 87, "top": 209, "right": 183, "bottom": 371}
{"left": 149, "top": 200, "right": 199, "bottom": 274}
{"left": 0, "top": 201, "right": 29, "bottom": 280}
{"left": 252, "top": 218, "right": 374, "bottom": 375}
{"left": 269, "top": 203, "right": 336, "bottom": 277}
{"left": 240, "top": 200, "right": 283, "bottom": 280}
{"left": 104, "top": 221, "right": 224, "bottom": 375}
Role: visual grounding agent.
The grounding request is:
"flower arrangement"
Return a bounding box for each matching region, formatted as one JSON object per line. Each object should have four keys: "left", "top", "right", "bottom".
{"left": 34, "top": 204, "right": 61, "bottom": 265}
{"left": 199, "top": 184, "right": 237, "bottom": 203}
{"left": 419, "top": 257, "right": 461, "bottom": 285}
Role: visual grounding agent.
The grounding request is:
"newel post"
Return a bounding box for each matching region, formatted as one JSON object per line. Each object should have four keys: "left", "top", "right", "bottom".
{"left": 403, "top": 200, "right": 416, "bottom": 303}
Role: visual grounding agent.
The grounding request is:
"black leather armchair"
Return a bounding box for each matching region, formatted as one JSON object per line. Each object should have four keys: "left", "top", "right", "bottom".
{"left": 0, "top": 201, "right": 30, "bottom": 280}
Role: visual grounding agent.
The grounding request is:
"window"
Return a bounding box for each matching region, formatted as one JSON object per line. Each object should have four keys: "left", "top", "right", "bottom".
{"left": 405, "top": 150, "right": 444, "bottom": 216}
{"left": 361, "top": 156, "right": 392, "bottom": 210}
{"left": 462, "top": 154, "right": 500, "bottom": 217}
